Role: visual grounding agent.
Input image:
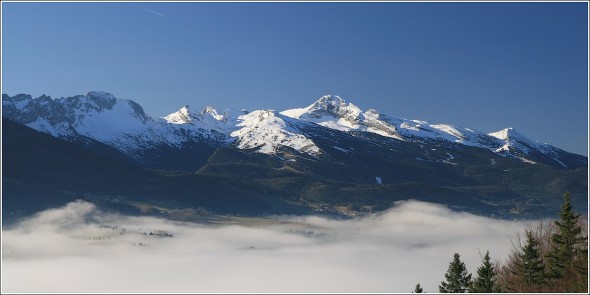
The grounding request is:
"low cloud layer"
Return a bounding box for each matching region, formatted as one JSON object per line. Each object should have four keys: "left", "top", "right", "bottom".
{"left": 2, "top": 200, "right": 539, "bottom": 293}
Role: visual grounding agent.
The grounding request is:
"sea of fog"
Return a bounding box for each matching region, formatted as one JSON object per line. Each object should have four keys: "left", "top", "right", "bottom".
{"left": 2, "top": 200, "right": 541, "bottom": 293}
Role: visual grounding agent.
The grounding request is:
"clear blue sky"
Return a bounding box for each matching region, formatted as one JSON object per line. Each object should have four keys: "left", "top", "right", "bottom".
{"left": 2, "top": 2, "right": 588, "bottom": 155}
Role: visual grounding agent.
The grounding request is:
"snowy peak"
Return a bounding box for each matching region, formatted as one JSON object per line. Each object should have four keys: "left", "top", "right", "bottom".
{"left": 488, "top": 127, "right": 541, "bottom": 150}
{"left": 63, "top": 91, "right": 118, "bottom": 113}
{"left": 317, "top": 94, "right": 345, "bottom": 104}
{"left": 283, "top": 95, "right": 406, "bottom": 139}
{"left": 1, "top": 91, "right": 167, "bottom": 149}
{"left": 281, "top": 94, "right": 369, "bottom": 136}
{"left": 310, "top": 94, "right": 348, "bottom": 112}
{"left": 282, "top": 95, "right": 556, "bottom": 162}
{"left": 282, "top": 95, "right": 362, "bottom": 120}
{"left": 201, "top": 106, "right": 227, "bottom": 122}
{"left": 3, "top": 93, "right": 33, "bottom": 103}
{"left": 489, "top": 127, "right": 520, "bottom": 141}
{"left": 230, "top": 110, "right": 321, "bottom": 155}
{"left": 202, "top": 106, "right": 215, "bottom": 114}
{"left": 164, "top": 105, "right": 196, "bottom": 124}
{"left": 164, "top": 105, "right": 233, "bottom": 125}
{"left": 162, "top": 105, "right": 243, "bottom": 140}
{"left": 488, "top": 127, "right": 552, "bottom": 157}
{"left": 86, "top": 91, "right": 117, "bottom": 107}
{"left": 3, "top": 92, "right": 584, "bottom": 169}
{"left": 485, "top": 128, "right": 575, "bottom": 170}
{"left": 308, "top": 94, "right": 362, "bottom": 119}
{"left": 2, "top": 93, "right": 35, "bottom": 116}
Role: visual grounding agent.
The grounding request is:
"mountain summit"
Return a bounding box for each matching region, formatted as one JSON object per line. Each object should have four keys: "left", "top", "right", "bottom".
{"left": 2, "top": 91, "right": 587, "bottom": 219}
{"left": 164, "top": 105, "right": 195, "bottom": 124}
{"left": 308, "top": 95, "right": 361, "bottom": 117}
{"left": 282, "top": 95, "right": 365, "bottom": 130}
{"left": 3, "top": 92, "right": 586, "bottom": 170}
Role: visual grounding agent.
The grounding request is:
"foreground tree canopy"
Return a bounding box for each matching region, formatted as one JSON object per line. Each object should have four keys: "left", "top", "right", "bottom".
{"left": 425, "top": 192, "right": 588, "bottom": 293}
{"left": 470, "top": 251, "right": 502, "bottom": 293}
{"left": 439, "top": 253, "right": 472, "bottom": 293}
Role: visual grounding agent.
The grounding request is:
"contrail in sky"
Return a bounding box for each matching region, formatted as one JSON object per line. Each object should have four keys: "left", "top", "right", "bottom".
{"left": 141, "top": 7, "right": 165, "bottom": 17}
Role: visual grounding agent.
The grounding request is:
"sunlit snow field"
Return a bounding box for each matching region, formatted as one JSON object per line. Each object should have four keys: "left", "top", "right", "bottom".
{"left": 2, "top": 200, "right": 541, "bottom": 293}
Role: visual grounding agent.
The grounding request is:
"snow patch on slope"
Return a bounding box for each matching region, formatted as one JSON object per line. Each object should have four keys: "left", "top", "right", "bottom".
{"left": 27, "top": 117, "right": 62, "bottom": 137}
{"left": 73, "top": 100, "right": 150, "bottom": 143}
{"left": 230, "top": 110, "right": 321, "bottom": 155}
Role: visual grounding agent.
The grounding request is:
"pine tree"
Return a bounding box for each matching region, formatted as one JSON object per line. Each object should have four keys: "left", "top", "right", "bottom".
{"left": 413, "top": 283, "right": 423, "bottom": 293}
{"left": 515, "top": 230, "right": 546, "bottom": 287}
{"left": 470, "top": 251, "right": 501, "bottom": 293}
{"left": 439, "top": 253, "right": 472, "bottom": 293}
{"left": 545, "top": 191, "right": 588, "bottom": 292}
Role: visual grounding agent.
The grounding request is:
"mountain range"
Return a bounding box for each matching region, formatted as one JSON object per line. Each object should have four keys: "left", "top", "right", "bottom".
{"left": 2, "top": 91, "right": 587, "bottom": 220}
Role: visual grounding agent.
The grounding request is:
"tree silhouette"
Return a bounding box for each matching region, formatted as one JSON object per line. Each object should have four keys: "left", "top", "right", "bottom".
{"left": 545, "top": 191, "right": 588, "bottom": 292}
{"left": 514, "top": 230, "right": 546, "bottom": 288}
{"left": 470, "top": 251, "right": 501, "bottom": 293}
{"left": 439, "top": 253, "right": 472, "bottom": 293}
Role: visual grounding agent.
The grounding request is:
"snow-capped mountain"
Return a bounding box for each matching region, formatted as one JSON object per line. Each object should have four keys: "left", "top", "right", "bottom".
{"left": 488, "top": 127, "right": 572, "bottom": 168}
{"left": 1, "top": 92, "right": 229, "bottom": 165}
{"left": 281, "top": 95, "right": 501, "bottom": 149}
{"left": 1, "top": 92, "right": 323, "bottom": 162}
{"left": 2, "top": 92, "right": 585, "bottom": 170}
{"left": 4, "top": 91, "right": 588, "bottom": 219}
{"left": 3, "top": 91, "right": 153, "bottom": 142}
{"left": 489, "top": 127, "right": 549, "bottom": 155}
{"left": 282, "top": 95, "right": 403, "bottom": 140}
{"left": 229, "top": 110, "right": 322, "bottom": 155}
{"left": 163, "top": 105, "right": 235, "bottom": 131}
{"left": 280, "top": 95, "right": 583, "bottom": 168}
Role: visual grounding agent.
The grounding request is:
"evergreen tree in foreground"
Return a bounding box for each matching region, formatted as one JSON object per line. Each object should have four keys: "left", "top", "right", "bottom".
{"left": 545, "top": 191, "right": 588, "bottom": 292}
{"left": 515, "top": 230, "right": 546, "bottom": 288}
{"left": 439, "top": 253, "right": 472, "bottom": 293}
{"left": 470, "top": 251, "right": 501, "bottom": 293}
{"left": 413, "top": 283, "right": 423, "bottom": 293}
